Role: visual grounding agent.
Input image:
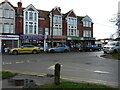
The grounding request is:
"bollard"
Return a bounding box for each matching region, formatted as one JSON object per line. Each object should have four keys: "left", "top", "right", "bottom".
{"left": 54, "top": 63, "right": 61, "bottom": 85}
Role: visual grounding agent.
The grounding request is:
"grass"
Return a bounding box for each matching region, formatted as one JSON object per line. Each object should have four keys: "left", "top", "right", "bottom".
{"left": 112, "top": 53, "right": 120, "bottom": 60}
{"left": 0, "top": 71, "right": 16, "bottom": 79}
{"left": 39, "top": 81, "right": 119, "bottom": 89}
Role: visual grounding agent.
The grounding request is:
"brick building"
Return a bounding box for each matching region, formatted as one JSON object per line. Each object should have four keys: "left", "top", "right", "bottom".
{"left": 0, "top": 0, "right": 95, "bottom": 52}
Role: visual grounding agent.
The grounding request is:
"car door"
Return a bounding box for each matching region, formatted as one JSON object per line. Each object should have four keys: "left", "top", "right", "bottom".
{"left": 117, "top": 42, "right": 120, "bottom": 53}
{"left": 19, "top": 46, "right": 32, "bottom": 53}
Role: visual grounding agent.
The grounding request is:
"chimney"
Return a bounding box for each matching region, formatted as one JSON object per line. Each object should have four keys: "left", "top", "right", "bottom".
{"left": 58, "top": 7, "right": 61, "bottom": 12}
{"left": 17, "top": 2, "right": 22, "bottom": 15}
{"left": 17, "top": 2, "right": 22, "bottom": 8}
{"left": 118, "top": 1, "right": 120, "bottom": 18}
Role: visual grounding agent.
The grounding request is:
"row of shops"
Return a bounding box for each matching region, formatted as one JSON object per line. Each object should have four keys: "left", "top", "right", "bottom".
{"left": 0, "top": 34, "right": 95, "bottom": 52}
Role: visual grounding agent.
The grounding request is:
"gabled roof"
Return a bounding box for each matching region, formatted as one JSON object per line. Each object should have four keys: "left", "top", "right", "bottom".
{"left": 50, "top": 6, "right": 62, "bottom": 15}
{"left": 38, "top": 9, "right": 50, "bottom": 19}
{"left": 63, "top": 9, "right": 76, "bottom": 19}
{"left": 23, "top": 4, "right": 38, "bottom": 13}
{"left": 77, "top": 16, "right": 85, "bottom": 24}
{"left": 0, "top": 0, "right": 15, "bottom": 9}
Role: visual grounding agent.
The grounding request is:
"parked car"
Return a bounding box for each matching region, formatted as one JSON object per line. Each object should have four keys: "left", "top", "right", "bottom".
{"left": 47, "top": 45, "right": 70, "bottom": 53}
{"left": 9, "top": 45, "right": 40, "bottom": 55}
{"left": 103, "top": 41, "right": 120, "bottom": 53}
{"left": 86, "top": 45, "right": 102, "bottom": 51}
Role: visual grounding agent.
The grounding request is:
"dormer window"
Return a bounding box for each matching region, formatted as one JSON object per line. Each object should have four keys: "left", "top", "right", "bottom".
{"left": 83, "top": 21, "right": 91, "bottom": 27}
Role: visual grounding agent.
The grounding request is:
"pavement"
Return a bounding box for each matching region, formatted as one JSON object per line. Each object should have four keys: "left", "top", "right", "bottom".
{"left": 2, "top": 73, "right": 55, "bottom": 88}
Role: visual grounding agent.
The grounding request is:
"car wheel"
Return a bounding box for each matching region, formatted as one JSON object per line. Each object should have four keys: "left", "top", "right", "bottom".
{"left": 50, "top": 50, "right": 54, "bottom": 53}
{"left": 113, "top": 49, "right": 117, "bottom": 53}
{"left": 64, "top": 49, "right": 68, "bottom": 52}
{"left": 89, "top": 49, "right": 92, "bottom": 52}
{"left": 13, "top": 50, "right": 18, "bottom": 55}
{"left": 32, "top": 50, "right": 37, "bottom": 54}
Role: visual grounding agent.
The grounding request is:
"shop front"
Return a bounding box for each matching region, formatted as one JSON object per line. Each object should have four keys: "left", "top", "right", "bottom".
{"left": 67, "top": 37, "right": 84, "bottom": 48}
{"left": 0, "top": 35, "right": 19, "bottom": 53}
{"left": 47, "top": 36, "right": 67, "bottom": 47}
{"left": 20, "top": 35, "right": 44, "bottom": 47}
{"left": 83, "top": 37, "right": 96, "bottom": 46}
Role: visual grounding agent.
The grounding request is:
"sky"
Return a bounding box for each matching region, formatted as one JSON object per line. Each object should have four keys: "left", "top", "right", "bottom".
{"left": 1, "top": 0, "right": 120, "bottom": 39}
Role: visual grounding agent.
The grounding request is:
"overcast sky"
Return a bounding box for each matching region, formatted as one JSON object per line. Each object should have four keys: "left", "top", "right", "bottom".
{"left": 2, "top": 0, "right": 120, "bottom": 39}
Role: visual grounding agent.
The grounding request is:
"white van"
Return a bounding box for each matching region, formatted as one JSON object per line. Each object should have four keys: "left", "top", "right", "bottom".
{"left": 103, "top": 41, "right": 120, "bottom": 53}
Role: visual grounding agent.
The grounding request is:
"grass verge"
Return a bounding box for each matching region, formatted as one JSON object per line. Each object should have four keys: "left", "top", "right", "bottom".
{"left": 112, "top": 53, "right": 120, "bottom": 60}
{"left": 0, "top": 71, "right": 16, "bottom": 79}
{"left": 38, "top": 81, "right": 119, "bottom": 89}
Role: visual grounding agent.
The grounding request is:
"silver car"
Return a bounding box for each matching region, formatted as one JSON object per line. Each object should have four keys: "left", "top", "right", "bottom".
{"left": 103, "top": 41, "right": 120, "bottom": 53}
{"left": 47, "top": 45, "right": 70, "bottom": 53}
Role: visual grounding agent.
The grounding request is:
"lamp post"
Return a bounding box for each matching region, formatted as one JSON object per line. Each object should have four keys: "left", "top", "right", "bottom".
{"left": 51, "top": 10, "right": 54, "bottom": 48}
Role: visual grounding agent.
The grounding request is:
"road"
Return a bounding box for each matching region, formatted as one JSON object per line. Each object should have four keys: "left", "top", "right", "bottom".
{"left": 2, "top": 51, "right": 120, "bottom": 88}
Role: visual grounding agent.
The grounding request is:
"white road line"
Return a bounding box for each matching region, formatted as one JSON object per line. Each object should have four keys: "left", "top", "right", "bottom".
{"left": 3, "top": 62, "right": 12, "bottom": 65}
{"left": 16, "top": 61, "right": 24, "bottom": 64}
{"left": 94, "top": 70, "right": 110, "bottom": 74}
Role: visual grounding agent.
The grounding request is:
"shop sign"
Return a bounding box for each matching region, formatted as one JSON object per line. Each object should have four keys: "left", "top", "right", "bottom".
{"left": 67, "top": 37, "right": 84, "bottom": 40}
{"left": 20, "top": 35, "right": 44, "bottom": 40}
{"left": 0, "top": 35, "right": 19, "bottom": 40}
{"left": 84, "top": 38, "right": 96, "bottom": 40}
{"left": 47, "top": 36, "right": 67, "bottom": 39}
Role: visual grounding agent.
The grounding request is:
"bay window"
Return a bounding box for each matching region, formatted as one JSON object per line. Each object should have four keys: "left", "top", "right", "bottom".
{"left": 4, "top": 24, "right": 9, "bottom": 33}
{"left": 83, "top": 21, "right": 91, "bottom": 27}
{"left": 0, "top": 9, "right": 3, "bottom": 17}
{"left": 83, "top": 30, "right": 91, "bottom": 37}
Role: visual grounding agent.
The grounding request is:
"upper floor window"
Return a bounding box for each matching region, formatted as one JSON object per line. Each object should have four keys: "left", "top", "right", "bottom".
{"left": 4, "top": 9, "right": 9, "bottom": 18}
{"left": 0, "top": 23, "right": 2, "bottom": 33}
{"left": 83, "top": 21, "right": 91, "bottom": 27}
{"left": 38, "top": 27, "right": 42, "bottom": 35}
{"left": 68, "top": 18, "right": 77, "bottom": 25}
{"left": 26, "top": 12, "right": 28, "bottom": 20}
{"left": 53, "top": 16, "right": 61, "bottom": 24}
{"left": 10, "top": 24, "right": 14, "bottom": 33}
{"left": 4, "top": 24, "right": 9, "bottom": 33}
{"left": 10, "top": 10, "right": 14, "bottom": 18}
{"left": 83, "top": 30, "right": 91, "bottom": 37}
{"left": 0, "top": 9, "right": 3, "bottom": 17}
{"left": 29, "top": 12, "right": 33, "bottom": 20}
{"left": 34, "top": 13, "right": 37, "bottom": 21}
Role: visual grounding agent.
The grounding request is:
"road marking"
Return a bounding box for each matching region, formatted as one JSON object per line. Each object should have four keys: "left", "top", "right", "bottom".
{"left": 48, "top": 64, "right": 63, "bottom": 70}
{"left": 3, "top": 62, "right": 12, "bottom": 65}
{"left": 94, "top": 70, "right": 110, "bottom": 74}
{"left": 16, "top": 61, "right": 24, "bottom": 64}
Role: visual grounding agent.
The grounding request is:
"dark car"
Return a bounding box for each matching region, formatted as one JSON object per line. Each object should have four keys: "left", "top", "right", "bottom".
{"left": 86, "top": 45, "right": 102, "bottom": 51}
{"left": 47, "top": 45, "right": 70, "bottom": 53}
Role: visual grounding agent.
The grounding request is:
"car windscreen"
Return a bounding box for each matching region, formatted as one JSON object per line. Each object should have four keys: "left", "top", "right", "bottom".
{"left": 107, "top": 42, "right": 117, "bottom": 46}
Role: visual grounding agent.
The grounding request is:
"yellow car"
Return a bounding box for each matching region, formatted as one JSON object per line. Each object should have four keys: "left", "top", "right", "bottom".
{"left": 9, "top": 45, "right": 40, "bottom": 55}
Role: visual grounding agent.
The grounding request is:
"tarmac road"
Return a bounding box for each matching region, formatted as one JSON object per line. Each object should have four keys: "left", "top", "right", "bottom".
{"left": 2, "top": 51, "right": 120, "bottom": 88}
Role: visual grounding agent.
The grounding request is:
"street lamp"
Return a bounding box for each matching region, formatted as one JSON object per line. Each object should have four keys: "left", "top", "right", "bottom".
{"left": 51, "top": 10, "right": 54, "bottom": 48}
